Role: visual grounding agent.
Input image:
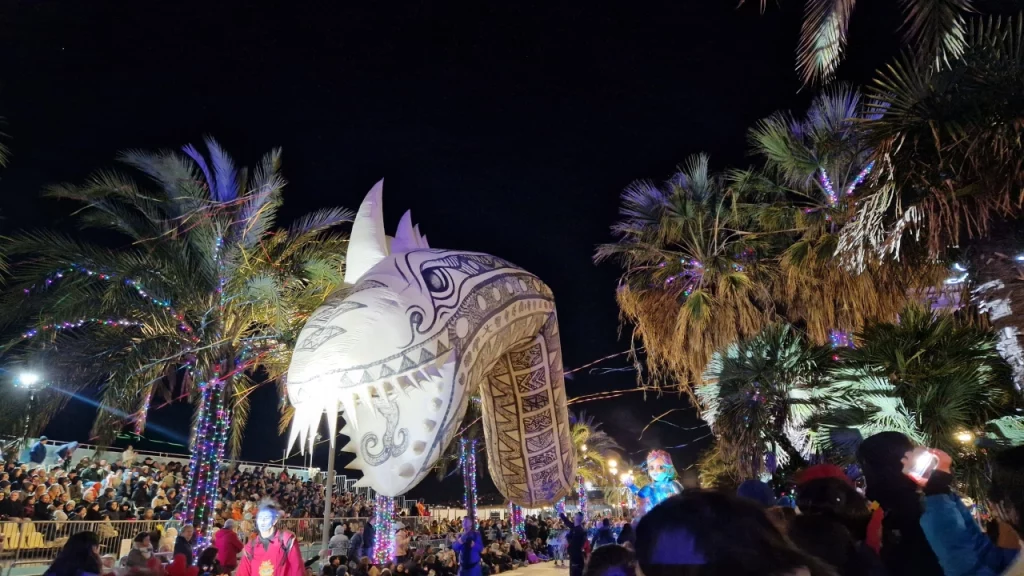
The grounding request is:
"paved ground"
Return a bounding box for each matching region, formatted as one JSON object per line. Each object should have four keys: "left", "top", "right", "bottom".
{"left": 512, "top": 561, "right": 570, "bottom": 575}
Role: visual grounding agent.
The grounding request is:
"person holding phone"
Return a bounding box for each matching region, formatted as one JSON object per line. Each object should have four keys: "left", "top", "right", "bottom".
{"left": 857, "top": 431, "right": 944, "bottom": 575}
{"left": 909, "top": 445, "right": 1024, "bottom": 576}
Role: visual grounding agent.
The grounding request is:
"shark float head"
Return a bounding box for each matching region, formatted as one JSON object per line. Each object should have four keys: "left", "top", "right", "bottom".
{"left": 286, "top": 181, "right": 576, "bottom": 504}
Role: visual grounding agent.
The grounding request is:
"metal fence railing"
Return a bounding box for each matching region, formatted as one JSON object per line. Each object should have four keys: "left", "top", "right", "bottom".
{"left": 0, "top": 517, "right": 451, "bottom": 574}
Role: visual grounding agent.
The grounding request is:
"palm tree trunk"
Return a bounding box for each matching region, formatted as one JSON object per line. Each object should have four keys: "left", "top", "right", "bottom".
{"left": 184, "top": 372, "right": 232, "bottom": 541}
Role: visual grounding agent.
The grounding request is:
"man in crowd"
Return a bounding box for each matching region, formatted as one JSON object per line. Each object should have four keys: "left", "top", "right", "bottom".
{"left": 563, "top": 512, "right": 587, "bottom": 576}
{"left": 452, "top": 516, "right": 483, "bottom": 576}
{"left": 29, "top": 437, "right": 47, "bottom": 468}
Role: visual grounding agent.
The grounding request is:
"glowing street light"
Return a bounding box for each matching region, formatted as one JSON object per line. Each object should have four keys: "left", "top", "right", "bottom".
{"left": 15, "top": 372, "right": 42, "bottom": 389}
{"left": 619, "top": 472, "right": 630, "bottom": 483}
{"left": 584, "top": 481, "right": 594, "bottom": 491}
{"left": 956, "top": 430, "right": 974, "bottom": 444}
{"left": 608, "top": 459, "right": 617, "bottom": 469}
{"left": 580, "top": 444, "right": 588, "bottom": 453}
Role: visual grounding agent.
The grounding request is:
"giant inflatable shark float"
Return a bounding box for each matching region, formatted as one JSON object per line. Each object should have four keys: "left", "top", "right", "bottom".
{"left": 286, "top": 182, "right": 576, "bottom": 506}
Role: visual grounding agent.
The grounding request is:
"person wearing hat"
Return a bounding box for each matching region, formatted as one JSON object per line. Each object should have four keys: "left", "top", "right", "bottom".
{"left": 857, "top": 431, "right": 943, "bottom": 575}
{"left": 216, "top": 518, "right": 245, "bottom": 573}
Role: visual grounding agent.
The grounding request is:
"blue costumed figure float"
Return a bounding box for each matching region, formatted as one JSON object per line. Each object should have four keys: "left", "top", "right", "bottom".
{"left": 625, "top": 449, "right": 683, "bottom": 514}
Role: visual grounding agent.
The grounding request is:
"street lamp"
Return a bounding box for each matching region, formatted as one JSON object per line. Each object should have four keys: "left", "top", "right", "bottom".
{"left": 608, "top": 459, "right": 617, "bottom": 469}
{"left": 14, "top": 371, "right": 44, "bottom": 442}
{"left": 956, "top": 430, "right": 974, "bottom": 444}
{"left": 15, "top": 372, "right": 42, "bottom": 389}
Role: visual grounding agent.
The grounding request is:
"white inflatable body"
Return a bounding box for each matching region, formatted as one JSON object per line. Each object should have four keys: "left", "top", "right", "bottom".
{"left": 286, "top": 182, "right": 576, "bottom": 505}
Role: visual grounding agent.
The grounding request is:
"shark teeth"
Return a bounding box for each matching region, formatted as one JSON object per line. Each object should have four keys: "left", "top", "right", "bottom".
{"left": 326, "top": 357, "right": 457, "bottom": 463}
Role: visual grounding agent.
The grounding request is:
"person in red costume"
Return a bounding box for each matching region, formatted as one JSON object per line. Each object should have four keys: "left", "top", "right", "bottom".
{"left": 237, "top": 499, "right": 305, "bottom": 576}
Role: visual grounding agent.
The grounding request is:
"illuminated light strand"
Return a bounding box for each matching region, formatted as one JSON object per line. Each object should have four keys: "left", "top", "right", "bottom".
{"left": 23, "top": 264, "right": 197, "bottom": 339}
{"left": 183, "top": 371, "right": 235, "bottom": 546}
{"left": 372, "top": 495, "right": 396, "bottom": 565}
{"left": 21, "top": 318, "right": 144, "bottom": 339}
{"left": 577, "top": 474, "right": 588, "bottom": 517}
{"left": 134, "top": 391, "right": 152, "bottom": 435}
{"left": 459, "top": 438, "right": 478, "bottom": 522}
{"left": 508, "top": 502, "right": 525, "bottom": 541}
{"left": 818, "top": 161, "right": 875, "bottom": 210}
{"left": 846, "top": 161, "right": 874, "bottom": 196}
{"left": 828, "top": 329, "right": 853, "bottom": 349}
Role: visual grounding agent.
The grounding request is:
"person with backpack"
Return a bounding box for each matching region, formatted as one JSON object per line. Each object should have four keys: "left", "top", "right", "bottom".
{"left": 590, "top": 518, "right": 616, "bottom": 549}
{"left": 237, "top": 499, "right": 304, "bottom": 576}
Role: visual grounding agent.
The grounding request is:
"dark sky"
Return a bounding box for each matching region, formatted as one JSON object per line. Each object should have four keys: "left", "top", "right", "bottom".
{"left": 1, "top": 0, "right": 904, "bottom": 499}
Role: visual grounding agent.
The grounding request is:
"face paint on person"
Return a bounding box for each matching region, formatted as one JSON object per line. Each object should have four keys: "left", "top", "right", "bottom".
{"left": 257, "top": 509, "right": 278, "bottom": 538}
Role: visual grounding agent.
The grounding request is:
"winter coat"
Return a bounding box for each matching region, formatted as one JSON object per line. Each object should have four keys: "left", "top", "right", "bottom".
{"left": 920, "top": 471, "right": 1018, "bottom": 576}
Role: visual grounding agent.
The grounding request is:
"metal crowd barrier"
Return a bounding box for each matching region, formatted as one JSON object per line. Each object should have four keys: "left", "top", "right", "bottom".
{"left": 0, "top": 516, "right": 448, "bottom": 575}
{"left": 0, "top": 520, "right": 165, "bottom": 575}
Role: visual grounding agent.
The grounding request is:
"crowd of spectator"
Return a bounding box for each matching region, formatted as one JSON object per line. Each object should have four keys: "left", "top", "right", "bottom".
{"left": 0, "top": 438, "right": 380, "bottom": 528}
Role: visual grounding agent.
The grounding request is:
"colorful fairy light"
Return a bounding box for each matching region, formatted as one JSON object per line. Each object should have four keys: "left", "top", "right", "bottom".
{"left": 828, "top": 330, "right": 853, "bottom": 349}
{"left": 460, "top": 438, "right": 478, "bottom": 521}
{"left": 577, "top": 474, "right": 588, "bottom": 517}
{"left": 22, "top": 264, "right": 197, "bottom": 340}
{"left": 820, "top": 161, "right": 875, "bottom": 207}
{"left": 372, "top": 495, "right": 396, "bottom": 565}
{"left": 555, "top": 498, "right": 566, "bottom": 516}
{"left": 134, "top": 391, "right": 152, "bottom": 435}
{"left": 21, "top": 318, "right": 143, "bottom": 339}
{"left": 846, "top": 161, "right": 874, "bottom": 197}
{"left": 820, "top": 169, "right": 839, "bottom": 206}
{"left": 183, "top": 372, "right": 234, "bottom": 545}
{"left": 508, "top": 502, "right": 525, "bottom": 540}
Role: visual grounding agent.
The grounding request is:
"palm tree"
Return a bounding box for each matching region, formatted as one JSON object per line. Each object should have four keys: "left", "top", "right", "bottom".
{"left": 0, "top": 138, "right": 352, "bottom": 537}
{"left": 570, "top": 411, "right": 621, "bottom": 488}
{"left": 596, "top": 154, "right": 774, "bottom": 394}
{"left": 845, "top": 13, "right": 1024, "bottom": 389}
{"left": 699, "top": 324, "right": 834, "bottom": 479}
{"left": 734, "top": 85, "right": 945, "bottom": 345}
{"left": 816, "top": 304, "right": 1021, "bottom": 496}
{"left": 740, "top": 0, "right": 975, "bottom": 85}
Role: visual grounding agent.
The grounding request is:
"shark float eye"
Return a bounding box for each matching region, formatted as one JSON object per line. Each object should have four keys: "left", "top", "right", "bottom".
{"left": 423, "top": 267, "right": 451, "bottom": 295}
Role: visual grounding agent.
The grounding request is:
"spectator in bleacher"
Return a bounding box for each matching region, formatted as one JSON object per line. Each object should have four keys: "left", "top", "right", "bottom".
{"left": 44, "top": 530, "right": 102, "bottom": 576}
{"left": 215, "top": 519, "right": 245, "bottom": 573}
{"left": 123, "top": 532, "right": 154, "bottom": 569}
{"left": 330, "top": 525, "right": 350, "bottom": 556}
{"left": 175, "top": 524, "right": 196, "bottom": 566}
{"left": 122, "top": 445, "right": 136, "bottom": 467}
{"left": 131, "top": 479, "right": 151, "bottom": 509}
{"left": 68, "top": 478, "right": 83, "bottom": 501}
{"left": 35, "top": 492, "right": 53, "bottom": 520}
{"left": 55, "top": 441, "right": 78, "bottom": 470}
{"left": 29, "top": 436, "right": 48, "bottom": 467}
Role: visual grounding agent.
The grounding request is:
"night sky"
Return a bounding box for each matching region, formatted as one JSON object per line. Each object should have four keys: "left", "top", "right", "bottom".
{"left": 1, "top": 0, "right": 905, "bottom": 500}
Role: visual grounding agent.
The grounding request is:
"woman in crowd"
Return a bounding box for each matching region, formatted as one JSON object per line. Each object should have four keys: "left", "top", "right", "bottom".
{"left": 44, "top": 531, "right": 102, "bottom": 576}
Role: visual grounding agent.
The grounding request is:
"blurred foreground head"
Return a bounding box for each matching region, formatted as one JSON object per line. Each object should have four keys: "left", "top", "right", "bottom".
{"left": 635, "top": 491, "right": 835, "bottom": 576}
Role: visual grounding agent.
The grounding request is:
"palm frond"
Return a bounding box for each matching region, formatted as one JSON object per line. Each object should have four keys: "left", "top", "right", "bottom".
{"left": 797, "top": 0, "right": 857, "bottom": 85}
